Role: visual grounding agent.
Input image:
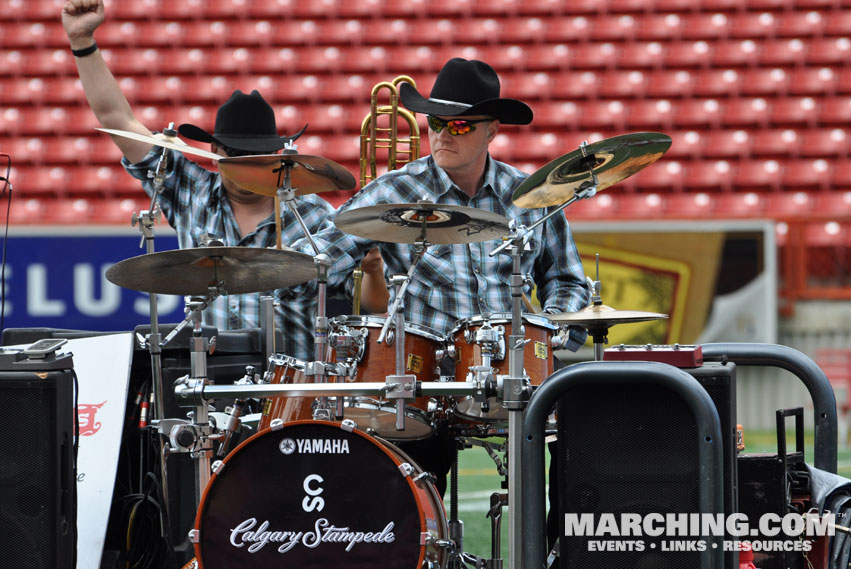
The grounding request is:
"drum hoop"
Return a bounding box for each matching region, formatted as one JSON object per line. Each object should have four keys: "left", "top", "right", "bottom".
{"left": 448, "top": 312, "right": 559, "bottom": 333}
{"left": 267, "top": 353, "right": 306, "bottom": 367}
{"left": 333, "top": 315, "right": 445, "bottom": 343}
{"left": 193, "top": 420, "right": 432, "bottom": 569}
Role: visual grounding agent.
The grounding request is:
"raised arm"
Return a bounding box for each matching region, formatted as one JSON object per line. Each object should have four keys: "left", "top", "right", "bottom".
{"left": 61, "top": 0, "right": 153, "bottom": 163}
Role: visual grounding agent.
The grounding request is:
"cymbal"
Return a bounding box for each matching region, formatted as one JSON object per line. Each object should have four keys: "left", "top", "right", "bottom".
{"left": 96, "top": 127, "right": 223, "bottom": 161}
{"left": 106, "top": 246, "right": 316, "bottom": 296}
{"left": 217, "top": 153, "right": 357, "bottom": 195}
{"left": 512, "top": 132, "right": 673, "bottom": 208}
{"left": 334, "top": 202, "right": 511, "bottom": 245}
{"left": 543, "top": 304, "right": 668, "bottom": 328}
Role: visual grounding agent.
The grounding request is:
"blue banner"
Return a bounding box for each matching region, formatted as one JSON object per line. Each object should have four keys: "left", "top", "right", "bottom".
{"left": 1, "top": 229, "right": 187, "bottom": 333}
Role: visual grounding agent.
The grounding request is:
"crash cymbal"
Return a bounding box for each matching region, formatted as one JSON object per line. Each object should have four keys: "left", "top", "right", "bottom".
{"left": 334, "top": 202, "right": 510, "bottom": 245}
{"left": 106, "top": 246, "right": 316, "bottom": 296}
{"left": 512, "top": 132, "right": 673, "bottom": 208}
{"left": 217, "top": 153, "right": 357, "bottom": 195}
{"left": 543, "top": 304, "right": 668, "bottom": 328}
{"left": 96, "top": 128, "right": 223, "bottom": 161}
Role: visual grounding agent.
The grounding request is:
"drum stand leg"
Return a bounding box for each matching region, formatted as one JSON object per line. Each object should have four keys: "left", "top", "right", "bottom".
{"left": 447, "top": 444, "right": 464, "bottom": 569}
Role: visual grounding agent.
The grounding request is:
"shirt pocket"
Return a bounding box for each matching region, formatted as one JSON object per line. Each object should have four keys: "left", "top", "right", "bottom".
{"left": 416, "top": 244, "right": 454, "bottom": 287}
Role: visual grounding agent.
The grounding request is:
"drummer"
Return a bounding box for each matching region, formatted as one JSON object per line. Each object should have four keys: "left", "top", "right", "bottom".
{"left": 61, "top": 0, "right": 387, "bottom": 360}
{"left": 284, "top": 57, "right": 590, "bottom": 497}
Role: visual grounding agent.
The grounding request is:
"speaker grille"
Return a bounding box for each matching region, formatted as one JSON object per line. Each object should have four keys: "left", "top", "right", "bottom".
{"left": 0, "top": 373, "right": 74, "bottom": 569}
{"left": 557, "top": 383, "right": 702, "bottom": 568}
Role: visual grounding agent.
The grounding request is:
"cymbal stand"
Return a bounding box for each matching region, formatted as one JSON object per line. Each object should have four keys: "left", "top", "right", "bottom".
{"left": 131, "top": 122, "right": 174, "bottom": 512}
{"left": 165, "top": 290, "right": 219, "bottom": 503}
{"left": 587, "top": 254, "right": 607, "bottom": 362}
{"left": 378, "top": 235, "right": 429, "bottom": 433}
{"left": 270, "top": 154, "right": 334, "bottom": 417}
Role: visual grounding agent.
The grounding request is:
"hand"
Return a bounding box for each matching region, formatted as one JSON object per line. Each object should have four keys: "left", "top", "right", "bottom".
{"left": 61, "top": 0, "right": 105, "bottom": 46}
{"left": 361, "top": 247, "right": 384, "bottom": 275}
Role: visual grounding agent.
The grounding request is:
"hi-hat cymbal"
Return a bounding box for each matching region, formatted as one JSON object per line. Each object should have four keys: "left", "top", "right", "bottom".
{"left": 544, "top": 304, "right": 668, "bottom": 329}
{"left": 97, "top": 127, "right": 223, "bottom": 161}
{"left": 106, "top": 246, "right": 316, "bottom": 296}
{"left": 512, "top": 132, "right": 673, "bottom": 208}
{"left": 217, "top": 153, "right": 357, "bottom": 195}
{"left": 334, "top": 202, "right": 510, "bottom": 245}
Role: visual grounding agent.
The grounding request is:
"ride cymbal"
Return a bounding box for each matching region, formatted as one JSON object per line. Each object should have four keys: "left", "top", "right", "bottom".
{"left": 334, "top": 202, "right": 510, "bottom": 244}
{"left": 217, "top": 153, "right": 357, "bottom": 195}
{"left": 97, "top": 127, "right": 223, "bottom": 161}
{"left": 106, "top": 246, "right": 316, "bottom": 296}
{"left": 544, "top": 304, "right": 668, "bottom": 329}
{"left": 512, "top": 132, "right": 673, "bottom": 208}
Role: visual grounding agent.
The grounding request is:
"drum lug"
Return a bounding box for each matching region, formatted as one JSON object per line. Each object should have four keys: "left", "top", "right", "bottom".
{"left": 211, "top": 459, "right": 224, "bottom": 474}
{"left": 340, "top": 419, "right": 357, "bottom": 432}
{"left": 270, "top": 418, "right": 285, "bottom": 431}
{"left": 188, "top": 529, "right": 200, "bottom": 544}
{"left": 398, "top": 462, "right": 415, "bottom": 477}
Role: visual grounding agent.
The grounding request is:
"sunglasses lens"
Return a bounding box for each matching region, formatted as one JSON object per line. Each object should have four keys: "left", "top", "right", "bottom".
{"left": 427, "top": 116, "right": 445, "bottom": 133}
{"left": 427, "top": 116, "right": 482, "bottom": 136}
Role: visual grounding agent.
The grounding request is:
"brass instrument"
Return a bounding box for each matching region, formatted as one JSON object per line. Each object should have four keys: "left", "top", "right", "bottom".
{"left": 359, "top": 76, "right": 421, "bottom": 187}
{"left": 353, "top": 76, "right": 421, "bottom": 315}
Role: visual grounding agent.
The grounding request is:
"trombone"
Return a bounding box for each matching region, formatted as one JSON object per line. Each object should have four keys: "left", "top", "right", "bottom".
{"left": 352, "top": 76, "right": 421, "bottom": 314}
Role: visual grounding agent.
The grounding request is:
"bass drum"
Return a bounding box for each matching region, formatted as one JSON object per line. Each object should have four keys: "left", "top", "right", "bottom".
{"left": 193, "top": 420, "right": 448, "bottom": 569}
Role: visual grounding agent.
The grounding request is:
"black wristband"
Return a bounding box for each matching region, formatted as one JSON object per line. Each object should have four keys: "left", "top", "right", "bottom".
{"left": 71, "top": 42, "right": 98, "bottom": 58}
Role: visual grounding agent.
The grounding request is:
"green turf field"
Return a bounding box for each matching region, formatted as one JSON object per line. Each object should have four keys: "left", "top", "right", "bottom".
{"left": 446, "top": 431, "right": 851, "bottom": 563}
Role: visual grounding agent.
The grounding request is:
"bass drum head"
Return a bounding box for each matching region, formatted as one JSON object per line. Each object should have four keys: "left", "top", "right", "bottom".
{"left": 194, "top": 420, "right": 447, "bottom": 569}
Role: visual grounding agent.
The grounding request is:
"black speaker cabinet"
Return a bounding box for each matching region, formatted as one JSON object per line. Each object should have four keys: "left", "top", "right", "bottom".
{"left": 0, "top": 369, "right": 76, "bottom": 569}
{"left": 555, "top": 361, "right": 735, "bottom": 569}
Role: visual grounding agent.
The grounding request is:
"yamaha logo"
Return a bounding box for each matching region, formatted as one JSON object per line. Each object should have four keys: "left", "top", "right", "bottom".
{"left": 279, "top": 438, "right": 296, "bottom": 455}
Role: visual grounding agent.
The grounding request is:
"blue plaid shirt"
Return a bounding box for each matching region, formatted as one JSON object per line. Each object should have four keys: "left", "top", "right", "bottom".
{"left": 123, "top": 148, "right": 335, "bottom": 361}
{"left": 287, "top": 154, "right": 589, "bottom": 350}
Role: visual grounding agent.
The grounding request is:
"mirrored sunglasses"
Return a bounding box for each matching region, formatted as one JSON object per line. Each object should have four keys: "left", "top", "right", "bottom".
{"left": 426, "top": 116, "right": 491, "bottom": 136}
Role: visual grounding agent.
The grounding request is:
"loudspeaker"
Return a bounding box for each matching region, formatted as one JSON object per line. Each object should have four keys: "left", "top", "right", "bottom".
{"left": 555, "top": 362, "right": 735, "bottom": 569}
{"left": 0, "top": 369, "right": 76, "bottom": 569}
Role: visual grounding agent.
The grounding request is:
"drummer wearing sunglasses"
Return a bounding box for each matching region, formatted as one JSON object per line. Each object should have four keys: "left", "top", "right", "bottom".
{"left": 283, "top": 58, "right": 589, "bottom": 550}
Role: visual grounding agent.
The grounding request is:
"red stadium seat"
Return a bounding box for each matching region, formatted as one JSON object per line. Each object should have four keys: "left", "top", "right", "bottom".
{"left": 769, "top": 97, "right": 820, "bottom": 127}
{"left": 504, "top": 71, "right": 557, "bottom": 101}
{"left": 664, "top": 40, "right": 714, "bottom": 68}
{"left": 807, "top": 38, "right": 851, "bottom": 66}
{"left": 543, "top": 16, "right": 594, "bottom": 43}
{"left": 787, "top": 67, "right": 837, "bottom": 96}
{"left": 727, "top": 12, "right": 776, "bottom": 39}
{"left": 110, "top": 0, "right": 163, "bottom": 20}
{"left": 752, "top": 129, "right": 801, "bottom": 157}
{"left": 568, "top": 42, "right": 619, "bottom": 70}
{"left": 524, "top": 44, "right": 572, "bottom": 72}
{"left": 833, "top": 162, "right": 851, "bottom": 188}
{"left": 775, "top": 10, "right": 826, "bottom": 38}
{"left": 762, "top": 191, "right": 814, "bottom": 218}
{"left": 636, "top": 13, "right": 685, "bottom": 41}
{"left": 798, "top": 128, "right": 850, "bottom": 157}
{"left": 0, "top": 107, "right": 23, "bottom": 135}
{"left": 645, "top": 70, "right": 695, "bottom": 98}
{"left": 703, "top": 129, "right": 754, "bottom": 159}
{"left": 633, "top": 159, "right": 684, "bottom": 192}
{"left": 672, "top": 98, "right": 722, "bottom": 128}
{"left": 820, "top": 97, "right": 851, "bottom": 125}
{"left": 665, "top": 192, "right": 715, "bottom": 218}
{"left": 596, "top": 69, "right": 647, "bottom": 99}
{"left": 738, "top": 68, "right": 789, "bottom": 96}
{"left": 823, "top": 10, "right": 851, "bottom": 36}
{"left": 681, "top": 13, "right": 730, "bottom": 40}
{"left": 813, "top": 192, "right": 851, "bottom": 217}
{"left": 665, "top": 130, "right": 704, "bottom": 159}
{"left": 223, "top": 20, "right": 282, "bottom": 47}
{"left": 575, "top": 100, "right": 626, "bottom": 131}
{"left": 691, "top": 68, "right": 741, "bottom": 98}
{"left": 735, "top": 159, "right": 783, "bottom": 191}
{"left": 500, "top": 16, "right": 549, "bottom": 43}
{"left": 591, "top": 14, "right": 638, "bottom": 42}
{"left": 721, "top": 97, "right": 771, "bottom": 128}
{"left": 682, "top": 159, "right": 734, "bottom": 191}
{"left": 622, "top": 99, "right": 673, "bottom": 131}
{"left": 759, "top": 39, "right": 808, "bottom": 66}
{"left": 714, "top": 191, "right": 766, "bottom": 218}
{"left": 781, "top": 159, "right": 832, "bottom": 190}
{"left": 8, "top": 197, "right": 48, "bottom": 225}
{"left": 711, "top": 40, "right": 759, "bottom": 67}
{"left": 616, "top": 41, "right": 665, "bottom": 69}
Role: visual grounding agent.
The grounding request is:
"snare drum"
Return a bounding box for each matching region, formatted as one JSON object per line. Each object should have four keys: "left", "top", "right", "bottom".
{"left": 258, "top": 355, "right": 314, "bottom": 430}
{"left": 449, "top": 313, "right": 559, "bottom": 423}
{"left": 329, "top": 315, "right": 444, "bottom": 440}
{"left": 193, "top": 421, "right": 448, "bottom": 569}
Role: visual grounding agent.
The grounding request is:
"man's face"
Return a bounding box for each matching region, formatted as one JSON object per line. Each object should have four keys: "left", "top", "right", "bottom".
{"left": 427, "top": 115, "right": 498, "bottom": 173}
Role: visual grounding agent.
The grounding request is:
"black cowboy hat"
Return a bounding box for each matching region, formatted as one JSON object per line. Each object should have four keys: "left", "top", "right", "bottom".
{"left": 399, "top": 58, "right": 532, "bottom": 125}
{"left": 178, "top": 90, "right": 306, "bottom": 153}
